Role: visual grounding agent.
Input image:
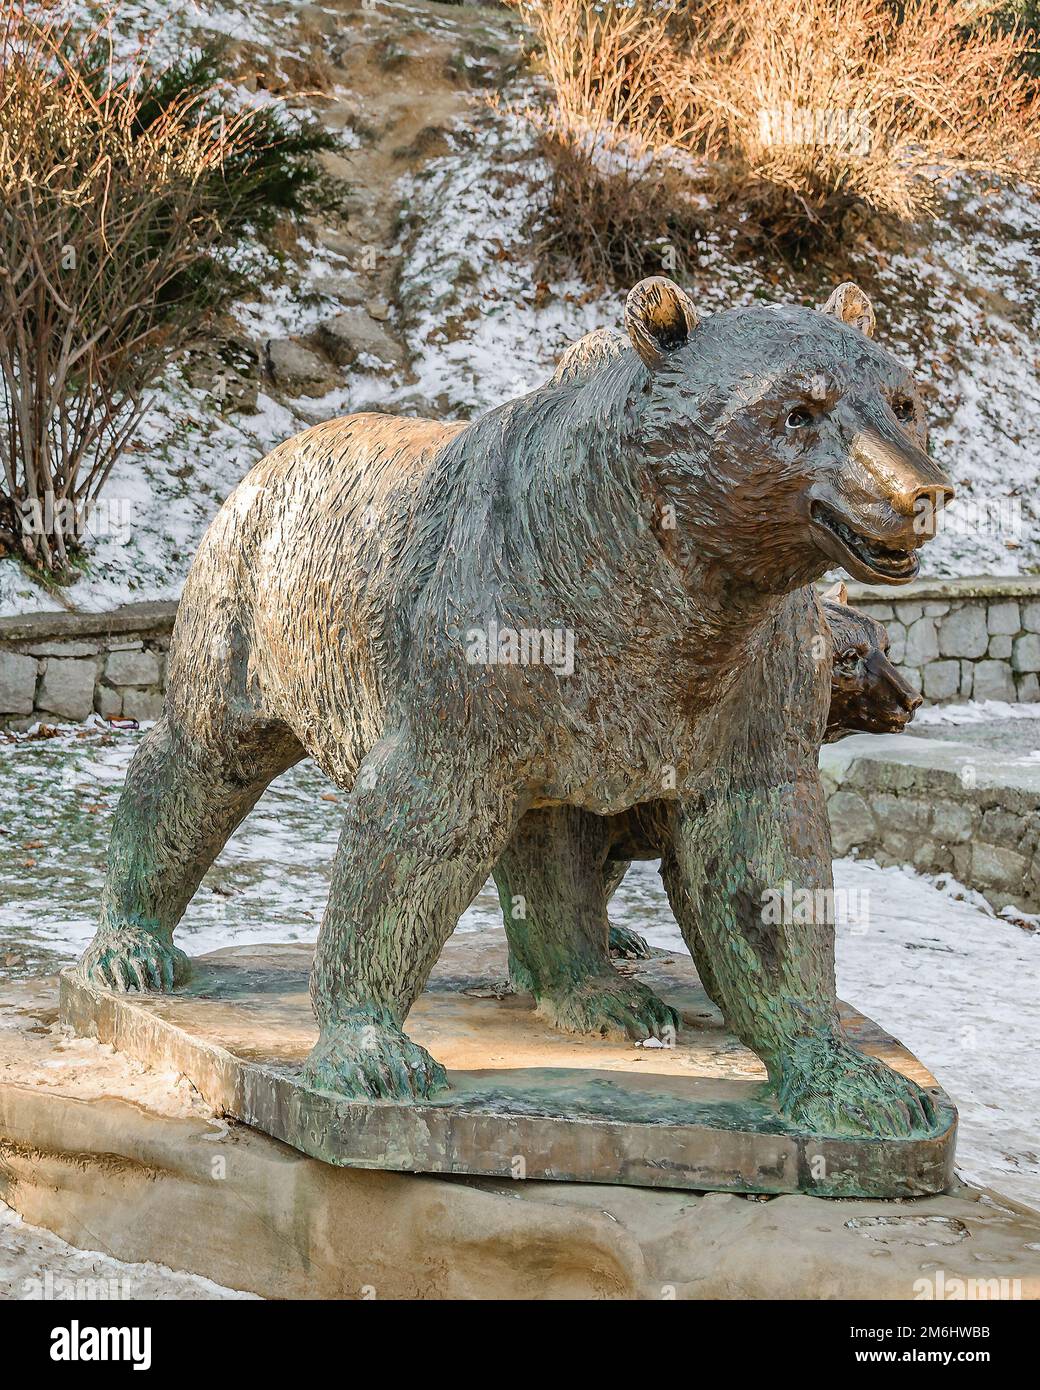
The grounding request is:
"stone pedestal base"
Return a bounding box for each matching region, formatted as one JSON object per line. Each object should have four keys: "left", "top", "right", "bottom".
{"left": 2, "top": 971, "right": 1031, "bottom": 1300}
{"left": 59, "top": 933, "right": 956, "bottom": 1199}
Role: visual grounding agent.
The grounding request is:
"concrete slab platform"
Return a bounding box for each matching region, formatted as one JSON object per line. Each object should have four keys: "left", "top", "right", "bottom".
{"left": 822, "top": 730, "right": 1040, "bottom": 793}
{"left": 59, "top": 934, "right": 957, "bottom": 1199}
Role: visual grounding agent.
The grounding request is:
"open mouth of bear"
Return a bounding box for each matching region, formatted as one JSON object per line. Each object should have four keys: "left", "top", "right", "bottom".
{"left": 810, "top": 501, "right": 919, "bottom": 581}
{"left": 865, "top": 706, "right": 913, "bottom": 732}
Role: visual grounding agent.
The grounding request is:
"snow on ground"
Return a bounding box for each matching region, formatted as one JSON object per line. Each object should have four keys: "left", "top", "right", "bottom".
{"left": 390, "top": 114, "right": 615, "bottom": 412}
{"left": 1, "top": 726, "right": 1037, "bottom": 1210}
{"left": 867, "top": 181, "right": 1040, "bottom": 579}
{"left": 915, "top": 699, "right": 1040, "bottom": 725}
{"left": 0, "top": 1203, "right": 257, "bottom": 1300}
{"left": 44, "top": 0, "right": 298, "bottom": 65}
{"left": 822, "top": 862, "right": 1038, "bottom": 1212}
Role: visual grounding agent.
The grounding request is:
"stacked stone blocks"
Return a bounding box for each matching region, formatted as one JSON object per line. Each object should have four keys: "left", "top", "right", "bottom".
{"left": 0, "top": 602, "right": 175, "bottom": 729}
{"left": 848, "top": 577, "right": 1040, "bottom": 704}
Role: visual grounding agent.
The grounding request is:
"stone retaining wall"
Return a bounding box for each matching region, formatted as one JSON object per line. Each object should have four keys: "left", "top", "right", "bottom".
{"left": 821, "top": 738, "right": 1040, "bottom": 913}
{"left": 0, "top": 601, "right": 176, "bottom": 729}
{"left": 847, "top": 575, "right": 1040, "bottom": 704}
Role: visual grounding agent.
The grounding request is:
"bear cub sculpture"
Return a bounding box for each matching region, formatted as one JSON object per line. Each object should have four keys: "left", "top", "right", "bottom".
{"left": 80, "top": 276, "right": 952, "bottom": 1140}
{"left": 823, "top": 584, "right": 923, "bottom": 740}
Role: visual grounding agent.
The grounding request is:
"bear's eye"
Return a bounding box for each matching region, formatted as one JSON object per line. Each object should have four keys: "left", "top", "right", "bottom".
{"left": 786, "top": 407, "right": 814, "bottom": 429}
{"left": 892, "top": 397, "right": 915, "bottom": 423}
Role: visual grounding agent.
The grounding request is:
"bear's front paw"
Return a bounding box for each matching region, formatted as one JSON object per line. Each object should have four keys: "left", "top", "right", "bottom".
{"left": 537, "top": 974, "right": 679, "bottom": 1043}
{"left": 300, "top": 1020, "right": 449, "bottom": 1101}
{"left": 78, "top": 927, "right": 190, "bottom": 993}
{"left": 774, "top": 1034, "right": 938, "bottom": 1139}
{"left": 608, "top": 924, "right": 652, "bottom": 960}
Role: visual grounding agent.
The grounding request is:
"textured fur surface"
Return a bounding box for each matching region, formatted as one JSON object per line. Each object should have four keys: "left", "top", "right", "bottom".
{"left": 592, "top": 593, "right": 921, "bottom": 962}
{"left": 80, "top": 277, "right": 952, "bottom": 1139}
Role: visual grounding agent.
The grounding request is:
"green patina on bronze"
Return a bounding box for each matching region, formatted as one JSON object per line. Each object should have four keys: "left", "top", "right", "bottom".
{"left": 77, "top": 275, "right": 954, "bottom": 1148}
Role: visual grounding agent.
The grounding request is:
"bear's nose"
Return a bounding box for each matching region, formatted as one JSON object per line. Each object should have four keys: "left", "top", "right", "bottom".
{"left": 870, "top": 652, "right": 922, "bottom": 713}
{"left": 895, "top": 478, "right": 956, "bottom": 522}
{"left": 851, "top": 427, "right": 955, "bottom": 520}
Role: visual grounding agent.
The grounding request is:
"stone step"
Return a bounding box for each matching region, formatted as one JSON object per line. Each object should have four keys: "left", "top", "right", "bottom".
{"left": 821, "top": 732, "right": 1040, "bottom": 912}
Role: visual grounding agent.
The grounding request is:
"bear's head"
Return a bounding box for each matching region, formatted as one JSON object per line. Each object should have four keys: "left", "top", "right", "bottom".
{"left": 822, "top": 583, "right": 922, "bottom": 740}
{"left": 622, "top": 276, "right": 954, "bottom": 594}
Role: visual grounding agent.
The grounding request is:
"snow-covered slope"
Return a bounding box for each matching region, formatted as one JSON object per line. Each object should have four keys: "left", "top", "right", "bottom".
{"left": 1, "top": 0, "right": 1036, "bottom": 617}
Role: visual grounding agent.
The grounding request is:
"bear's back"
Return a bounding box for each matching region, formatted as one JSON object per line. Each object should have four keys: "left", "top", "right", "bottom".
{"left": 170, "top": 412, "right": 466, "bottom": 750}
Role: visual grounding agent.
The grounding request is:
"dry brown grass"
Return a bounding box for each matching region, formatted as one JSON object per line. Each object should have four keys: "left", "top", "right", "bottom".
{"left": 511, "top": 0, "right": 705, "bottom": 281}
{"left": 674, "top": 0, "right": 1040, "bottom": 238}
{"left": 512, "top": 0, "right": 1040, "bottom": 274}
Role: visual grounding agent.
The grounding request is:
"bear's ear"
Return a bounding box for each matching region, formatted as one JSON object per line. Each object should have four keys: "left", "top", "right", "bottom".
{"left": 822, "top": 581, "right": 848, "bottom": 605}
{"left": 625, "top": 277, "right": 698, "bottom": 369}
{"left": 820, "top": 282, "right": 876, "bottom": 339}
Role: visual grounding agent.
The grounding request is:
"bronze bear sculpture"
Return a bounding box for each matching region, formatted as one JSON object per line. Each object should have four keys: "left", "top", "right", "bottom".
{"left": 79, "top": 276, "right": 953, "bottom": 1139}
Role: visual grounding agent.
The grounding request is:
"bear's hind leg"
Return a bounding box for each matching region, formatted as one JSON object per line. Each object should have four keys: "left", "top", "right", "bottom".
{"left": 496, "top": 809, "right": 678, "bottom": 1043}
{"left": 659, "top": 848, "right": 722, "bottom": 1005}
{"left": 603, "top": 860, "right": 653, "bottom": 961}
{"left": 301, "top": 733, "right": 522, "bottom": 1101}
{"left": 79, "top": 716, "right": 303, "bottom": 992}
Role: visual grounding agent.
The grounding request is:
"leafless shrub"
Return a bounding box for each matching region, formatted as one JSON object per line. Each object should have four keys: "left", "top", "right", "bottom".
{"left": 0, "top": 5, "right": 305, "bottom": 575}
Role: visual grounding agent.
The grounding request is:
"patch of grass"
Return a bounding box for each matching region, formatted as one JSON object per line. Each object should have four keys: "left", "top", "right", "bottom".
{"left": 511, "top": 0, "right": 1040, "bottom": 274}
